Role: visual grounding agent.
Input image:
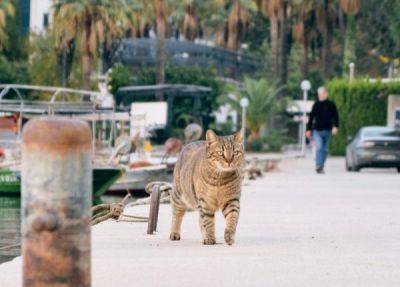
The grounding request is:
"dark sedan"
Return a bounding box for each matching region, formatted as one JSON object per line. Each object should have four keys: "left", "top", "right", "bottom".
{"left": 346, "top": 126, "right": 400, "bottom": 172}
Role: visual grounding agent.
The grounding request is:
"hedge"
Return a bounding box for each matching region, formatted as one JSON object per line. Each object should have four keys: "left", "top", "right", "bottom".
{"left": 326, "top": 79, "right": 400, "bottom": 155}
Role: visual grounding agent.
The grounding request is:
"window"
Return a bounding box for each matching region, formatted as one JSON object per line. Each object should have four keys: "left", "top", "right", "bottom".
{"left": 43, "top": 13, "right": 49, "bottom": 28}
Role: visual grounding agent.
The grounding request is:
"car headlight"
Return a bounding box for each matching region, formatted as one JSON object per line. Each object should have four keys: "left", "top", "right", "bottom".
{"left": 358, "top": 141, "right": 375, "bottom": 148}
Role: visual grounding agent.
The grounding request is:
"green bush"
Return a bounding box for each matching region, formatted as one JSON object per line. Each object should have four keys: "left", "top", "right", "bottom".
{"left": 327, "top": 78, "right": 400, "bottom": 155}
{"left": 0, "top": 56, "right": 28, "bottom": 84}
{"left": 244, "top": 129, "right": 296, "bottom": 152}
{"left": 209, "top": 121, "right": 235, "bottom": 136}
{"left": 27, "top": 34, "right": 61, "bottom": 88}
{"left": 263, "top": 129, "right": 296, "bottom": 152}
{"left": 246, "top": 139, "right": 264, "bottom": 152}
{"left": 109, "top": 64, "right": 131, "bottom": 96}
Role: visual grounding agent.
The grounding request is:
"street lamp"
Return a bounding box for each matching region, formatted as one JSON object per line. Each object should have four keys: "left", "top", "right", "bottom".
{"left": 349, "top": 62, "right": 355, "bottom": 82}
{"left": 240, "top": 97, "right": 249, "bottom": 151}
{"left": 300, "top": 80, "right": 311, "bottom": 157}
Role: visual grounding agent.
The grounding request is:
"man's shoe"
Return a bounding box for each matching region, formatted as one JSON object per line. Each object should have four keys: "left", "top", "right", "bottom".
{"left": 316, "top": 167, "right": 325, "bottom": 174}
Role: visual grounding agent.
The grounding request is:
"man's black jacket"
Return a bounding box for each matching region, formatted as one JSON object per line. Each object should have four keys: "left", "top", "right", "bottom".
{"left": 306, "top": 99, "right": 339, "bottom": 131}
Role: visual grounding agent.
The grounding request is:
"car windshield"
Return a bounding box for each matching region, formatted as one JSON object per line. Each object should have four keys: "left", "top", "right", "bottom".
{"left": 363, "top": 129, "right": 400, "bottom": 137}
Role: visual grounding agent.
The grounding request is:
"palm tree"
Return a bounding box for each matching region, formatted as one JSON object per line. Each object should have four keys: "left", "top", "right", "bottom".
{"left": 0, "top": 0, "right": 15, "bottom": 50}
{"left": 292, "top": 0, "right": 313, "bottom": 79}
{"left": 187, "top": 0, "right": 253, "bottom": 51}
{"left": 53, "top": 0, "right": 131, "bottom": 89}
{"left": 225, "top": 78, "right": 284, "bottom": 141}
{"left": 182, "top": 0, "right": 197, "bottom": 41}
{"left": 315, "top": 0, "right": 336, "bottom": 79}
{"left": 154, "top": 0, "right": 166, "bottom": 96}
{"left": 258, "top": 0, "right": 283, "bottom": 78}
{"left": 133, "top": 0, "right": 179, "bottom": 99}
{"left": 340, "top": 0, "right": 360, "bottom": 73}
{"left": 225, "top": 0, "right": 252, "bottom": 51}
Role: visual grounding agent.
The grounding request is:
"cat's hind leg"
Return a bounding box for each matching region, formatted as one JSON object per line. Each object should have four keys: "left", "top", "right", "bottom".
{"left": 222, "top": 198, "right": 240, "bottom": 245}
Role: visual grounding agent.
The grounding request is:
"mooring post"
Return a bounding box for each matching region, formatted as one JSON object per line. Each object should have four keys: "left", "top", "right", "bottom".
{"left": 147, "top": 184, "right": 162, "bottom": 235}
{"left": 22, "top": 118, "right": 92, "bottom": 287}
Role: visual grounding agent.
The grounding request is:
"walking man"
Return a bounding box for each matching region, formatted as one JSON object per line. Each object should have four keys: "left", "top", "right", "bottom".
{"left": 306, "top": 87, "right": 339, "bottom": 174}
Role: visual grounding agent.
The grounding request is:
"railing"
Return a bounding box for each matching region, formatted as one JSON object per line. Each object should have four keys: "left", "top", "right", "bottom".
{"left": 0, "top": 84, "right": 114, "bottom": 151}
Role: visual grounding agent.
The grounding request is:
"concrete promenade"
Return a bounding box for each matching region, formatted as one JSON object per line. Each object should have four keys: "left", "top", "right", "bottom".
{"left": 1, "top": 157, "right": 399, "bottom": 286}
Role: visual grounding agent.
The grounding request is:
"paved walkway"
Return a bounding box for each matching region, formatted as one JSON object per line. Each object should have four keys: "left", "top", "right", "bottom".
{"left": 1, "top": 157, "right": 399, "bottom": 286}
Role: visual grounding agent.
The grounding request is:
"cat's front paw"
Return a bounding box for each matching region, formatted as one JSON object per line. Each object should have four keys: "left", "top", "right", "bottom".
{"left": 203, "top": 237, "right": 216, "bottom": 245}
{"left": 170, "top": 232, "right": 181, "bottom": 241}
{"left": 224, "top": 230, "right": 235, "bottom": 246}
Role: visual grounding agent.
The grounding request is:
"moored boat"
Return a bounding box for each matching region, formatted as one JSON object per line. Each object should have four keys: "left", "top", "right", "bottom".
{"left": 0, "top": 168, "right": 122, "bottom": 199}
{"left": 108, "top": 164, "right": 172, "bottom": 194}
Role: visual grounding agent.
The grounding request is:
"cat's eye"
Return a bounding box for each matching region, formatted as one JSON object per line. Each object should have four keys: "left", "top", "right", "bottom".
{"left": 217, "top": 151, "right": 223, "bottom": 156}
{"left": 234, "top": 151, "right": 240, "bottom": 155}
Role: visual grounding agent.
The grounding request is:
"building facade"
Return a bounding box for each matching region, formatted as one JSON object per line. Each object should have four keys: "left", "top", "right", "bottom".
{"left": 19, "top": 0, "right": 52, "bottom": 35}
{"left": 29, "top": 0, "right": 52, "bottom": 33}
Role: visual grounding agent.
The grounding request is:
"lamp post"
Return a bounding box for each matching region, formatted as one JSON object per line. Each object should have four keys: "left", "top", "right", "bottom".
{"left": 240, "top": 97, "right": 249, "bottom": 151}
{"left": 300, "top": 80, "right": 311, "bottom": 157}
{"left": 349, "top": 62, "right": 355, "bottom": 82}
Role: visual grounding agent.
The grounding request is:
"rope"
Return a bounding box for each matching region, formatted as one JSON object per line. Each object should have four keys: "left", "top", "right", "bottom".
{"left": 145, "top": 182, "right": 173, "bottom": 194}
{"left": 0, "top": 243, "right": 20, "bottom": 251}
{"left": 125, "top": 182, "right": 173, "bottom": 208}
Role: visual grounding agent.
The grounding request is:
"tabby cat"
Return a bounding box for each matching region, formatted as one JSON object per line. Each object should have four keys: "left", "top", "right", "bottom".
{"left": 170, "top": 129, "right": 244, "bottom": 245}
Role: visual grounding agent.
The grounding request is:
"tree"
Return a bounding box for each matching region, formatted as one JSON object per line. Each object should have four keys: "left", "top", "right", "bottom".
{"left": 258, "top": 0, "right": 283, "bottom": 78}
{"left": 132, "top": 0, "right": 179, "bottom": 99}
{"left": 340, "top": 0, "right": 359, "bottom": 72}
{"left": 291, "top": 0, "right": 313, "bottom": 79}
{"left": 315, "top": 0, "right": 336, "bottom": 79}
{"left": 226, "top": 0, "right": 252, "bottom": 51}
{"left": 155, "top": 0, "right": 167, "bottom": 97}
{"left": 176, "top": 1, "right": 253, "bottom": 51}
{"left": 0, "top": 0, "right": 15, "bottom": 50}
{"left": 53, "top": 0, "right": 132, "bottom": 89}
{"left": 182, "top": 0, "right": 197, "bottom": 41}
{"left": 226, "top": 77, "right": 284, "bottom": 140}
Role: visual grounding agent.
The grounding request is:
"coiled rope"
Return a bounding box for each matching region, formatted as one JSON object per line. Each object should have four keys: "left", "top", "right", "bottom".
{"left": 90, "top": 181, "right": 173, "bottom": 226}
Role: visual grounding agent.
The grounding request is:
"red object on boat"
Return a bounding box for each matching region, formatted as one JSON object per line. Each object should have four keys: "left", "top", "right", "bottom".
{"left": 0, "top": 147, "right": 4, "bottom": 157}
{"left": 162, "top": 138, "right": 182, "bottom": 163}
{"left": 165, "top": 138, "right": 182, "bottom": 155}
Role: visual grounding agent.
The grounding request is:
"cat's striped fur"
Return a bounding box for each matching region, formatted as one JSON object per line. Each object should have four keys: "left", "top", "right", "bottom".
{"left": 170, "top": 129, "right": 244, "bottom": 245}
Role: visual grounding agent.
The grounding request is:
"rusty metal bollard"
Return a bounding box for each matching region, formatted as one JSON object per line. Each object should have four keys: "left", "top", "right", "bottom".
{"left": 22, "top": 118, "right": 92, "bottom": 287}
{"left": 147, "top": 184, "right": 162, "bottom": 235}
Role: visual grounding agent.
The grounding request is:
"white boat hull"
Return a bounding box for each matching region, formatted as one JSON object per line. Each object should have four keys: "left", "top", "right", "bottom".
{"left": 109, "top": 164, "right": 172, "bottom": 192}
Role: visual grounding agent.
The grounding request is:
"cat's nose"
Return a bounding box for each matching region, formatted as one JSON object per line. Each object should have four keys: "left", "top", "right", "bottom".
{"left": 224, "top": 151, "right": 233, "bottom": 164}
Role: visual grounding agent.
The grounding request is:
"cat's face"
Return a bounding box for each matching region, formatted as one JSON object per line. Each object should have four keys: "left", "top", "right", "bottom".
{"left": 205, "top": 129, "right": 245, "bottom": 171}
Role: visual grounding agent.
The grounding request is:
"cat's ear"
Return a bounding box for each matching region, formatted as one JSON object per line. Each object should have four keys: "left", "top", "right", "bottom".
{"left": 234, "top": 128, "right": 244, "bottom": 142}
{"left": 206, "top": 129, "right": 218, "bottom": 146}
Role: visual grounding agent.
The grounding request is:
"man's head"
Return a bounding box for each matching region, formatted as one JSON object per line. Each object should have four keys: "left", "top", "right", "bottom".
{"left": 317, "top": 86, "right": 328, "bottom": 101}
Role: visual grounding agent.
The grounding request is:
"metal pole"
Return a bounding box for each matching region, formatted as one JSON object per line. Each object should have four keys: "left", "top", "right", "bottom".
{"left": 301, "top": 90, "right": 308, "bottom": 156}
{"left": 22, "top": 118, "right": 92, "bottom": 287}
{"left": 147, "top": 184, "right": 162, "bottom": 235}
{"left": 242, "top": 106, "right": 246, "bottom": 151}
{"left": 349, "top": 62, "right": 355, "bottom": 82}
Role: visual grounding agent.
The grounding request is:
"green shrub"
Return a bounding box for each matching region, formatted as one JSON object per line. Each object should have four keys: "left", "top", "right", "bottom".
{"left": 0, "top": 56, "right": 28, "bottom": 84}
{"left": 245, "top": 129, "right": 295, "bottom": 152}
{"left": 327, "top": 78, "right": 400, "bottom": 155}
{"left": 27, "top": 34, "right": 61, "bottom": 88}
{"left": 208, "top": 121, "right": 235, "bottom": 136}
{"left": 109, "top": 64, "right": 131, "bottom": 95}
{"left": 246, "top": 139, "right": 264, "bottom": 152}
{"left": 263, "top": 129, "right": 296, "bottom": 152}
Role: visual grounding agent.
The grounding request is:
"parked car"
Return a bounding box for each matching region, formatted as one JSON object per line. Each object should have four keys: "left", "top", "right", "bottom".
{"left": 346, "top": 126, "right": 400, "bottom": 172}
